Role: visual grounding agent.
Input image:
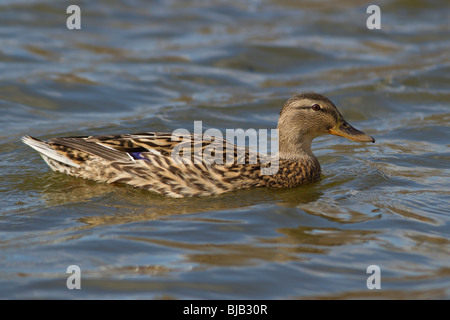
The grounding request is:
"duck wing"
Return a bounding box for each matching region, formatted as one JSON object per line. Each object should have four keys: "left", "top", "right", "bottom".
{"left": 81, "top": 132, "right": 260, "bottom": 165}
{"left": 22, "top": 132, "right": 270, "bottom": 197}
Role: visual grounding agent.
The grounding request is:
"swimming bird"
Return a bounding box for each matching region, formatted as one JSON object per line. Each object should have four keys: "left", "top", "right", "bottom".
{"left": 22, "top": 93, "right": 374, "bottom": 198}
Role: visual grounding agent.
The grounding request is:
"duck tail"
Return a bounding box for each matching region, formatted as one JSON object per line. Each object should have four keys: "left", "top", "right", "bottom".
{"left": 21, "top": 135, "right": 80, "bottom": 168}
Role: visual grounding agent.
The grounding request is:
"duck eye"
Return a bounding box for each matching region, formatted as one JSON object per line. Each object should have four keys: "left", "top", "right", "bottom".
{"left": 311, "top": 104, "right": 321, "bottom": 111}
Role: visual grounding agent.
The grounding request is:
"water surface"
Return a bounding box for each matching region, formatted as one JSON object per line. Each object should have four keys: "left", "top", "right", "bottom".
{"left": 1, "top": 0, "right": 449, "bottom": 299}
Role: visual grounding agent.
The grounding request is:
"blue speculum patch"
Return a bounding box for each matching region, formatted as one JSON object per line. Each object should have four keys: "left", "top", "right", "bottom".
{"left": 130, "top": 152, "right": 147, "bottom": 161}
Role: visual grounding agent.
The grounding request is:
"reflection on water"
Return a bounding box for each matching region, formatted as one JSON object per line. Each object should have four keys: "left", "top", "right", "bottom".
{"left": 38, "top": 172, "right": 324, "bottom": 226}
{"left": 1, "top": 0, "right": 449, "bottom": 299}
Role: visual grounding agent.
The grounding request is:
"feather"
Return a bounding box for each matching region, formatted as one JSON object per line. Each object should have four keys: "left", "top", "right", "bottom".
{"left": 22, "top": 136, "right": 81, "bottom": 168}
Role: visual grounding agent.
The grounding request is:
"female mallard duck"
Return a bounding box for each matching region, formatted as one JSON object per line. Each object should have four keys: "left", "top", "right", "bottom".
{"left": 22, "top": 93, "right": 374, "bottom": 198}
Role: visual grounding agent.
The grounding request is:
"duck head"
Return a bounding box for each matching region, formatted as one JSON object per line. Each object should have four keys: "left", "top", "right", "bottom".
{"left": 277, "top": 92, "right": 375, "bottom": 160}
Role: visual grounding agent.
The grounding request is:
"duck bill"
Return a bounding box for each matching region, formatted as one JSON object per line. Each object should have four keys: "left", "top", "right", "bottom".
{"left": 328, "top": 120, "right": 375, "bottom": 143}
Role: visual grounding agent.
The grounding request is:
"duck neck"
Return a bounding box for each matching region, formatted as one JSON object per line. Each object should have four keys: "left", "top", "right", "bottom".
{"left": 277, "top": 128, "right": 318, "bottom": 164}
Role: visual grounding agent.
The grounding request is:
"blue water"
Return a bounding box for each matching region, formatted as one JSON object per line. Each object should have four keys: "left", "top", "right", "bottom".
{"left": 1, "top": 0, "right": 449, "bottom": 299}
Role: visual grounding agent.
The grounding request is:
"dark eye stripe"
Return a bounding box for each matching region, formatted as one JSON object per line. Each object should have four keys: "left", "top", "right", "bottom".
{"left": 295, "top": 105, "right": 337, "bottom": 119}
{"left": 295, "top": 106, "right": 321, "bottom": 110}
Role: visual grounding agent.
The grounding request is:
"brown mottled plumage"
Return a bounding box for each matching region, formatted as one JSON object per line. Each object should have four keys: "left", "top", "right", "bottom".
{"left": 22, "top": 93, "right": 374, "bottom": 198}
